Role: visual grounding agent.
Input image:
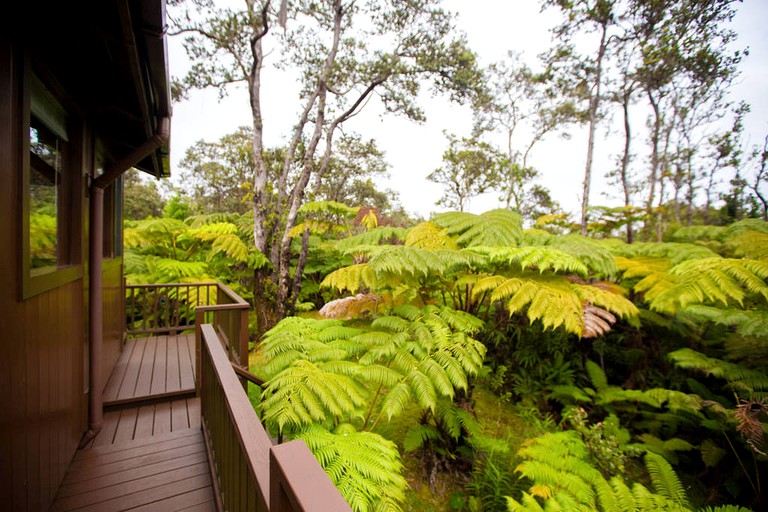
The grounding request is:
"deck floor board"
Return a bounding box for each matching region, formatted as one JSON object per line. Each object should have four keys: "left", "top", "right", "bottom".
{"left": 53, "top": 335, "right": 216, "bottom": 511}
{"left": 51, "top": 428, "right": 214, "bottom": 511}
{"left": 104, "top": 334, "right": 196, "bottom": 405}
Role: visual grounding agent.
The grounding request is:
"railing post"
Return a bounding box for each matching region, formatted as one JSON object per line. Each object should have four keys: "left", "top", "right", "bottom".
{"left": 195, "top": 308, "right": 204, "bottom": 395}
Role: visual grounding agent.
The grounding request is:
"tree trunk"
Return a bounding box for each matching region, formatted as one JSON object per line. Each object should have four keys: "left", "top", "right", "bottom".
{"left": 645, "top": 90, "right": 662, "bottom": 236}
{"left": 580, "top": 22, "right": 608, "bottom": 236}
{"left": 619, "top": 86, "right": 634, "bottom": 243}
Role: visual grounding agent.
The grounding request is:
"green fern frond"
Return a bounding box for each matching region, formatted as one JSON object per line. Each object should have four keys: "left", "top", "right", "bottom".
{"left": 644, "top": 452, "right": 690, "bottom": 509}
{"left": 616, "top": 256, "right": 672, "bottom": 280}
{"left": 471, "top": 246, "right": 589, "bottom": 276}
{"left": 322, "top": 264, "right": 377, "bottom": 293}
{"left": 298, "top": 200, "right": 360, "bottom": 217}
{"left": 548, "top": 234, "right": 619, "bottom": 277}
{"left": 297, "top": 424, "right": 407, "bottom": 512}
{"left": 643, "top": 258, "right": 768, "bottom": 313}
{"left": 683, "top": 305, "right": 768, "bottom": 337}
{"left": 260, "top": 360, "right": 369, "bottom": 432}
{"left": 610, "top": 241, "right": 721, "bottom": 265}
{"left": 334, "top": 226, "right": 408, "bottom": 251}
{"left": 403, "top": 424, "right": 443, "bottom": 452}
{"left": 432, "top": 209, "right": 523, "bottom": 247}
{"left": 207, "top": 233, "right": 249, "bottom": 262}
{"left": 722, "top": 218, "right": 768, "bottom": 239}
{"left": 405, "top": 221, "right": 459, "bottom": 250}
{"left": 669, "top": 348, "right": 768, "bottom": 396}
{"left": 185, "top": 221, "right": 238, "bottom": 241}
{"left": 728, "top": 230, "right": 768, "bottom": 261}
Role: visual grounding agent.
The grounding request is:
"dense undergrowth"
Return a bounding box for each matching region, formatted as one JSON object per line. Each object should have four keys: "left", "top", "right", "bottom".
{"left": 127, "top": 208, "right": 768, "bottom": 511}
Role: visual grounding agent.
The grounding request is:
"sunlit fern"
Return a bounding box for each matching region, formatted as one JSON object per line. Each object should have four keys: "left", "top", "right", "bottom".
{"left": 637, "top": 258, "right": 768, "bottom": 314}
{"left": 507, "top": 431, "right": 700, "bottom": 512}
{"left": 431, "top": 209, "right": 523, "bottom": 247}
{"left": 297, "top": 423, "right": 407, "bottom": 512}
{"left": 258, "top": 305, "right": 486, "bottom": 433}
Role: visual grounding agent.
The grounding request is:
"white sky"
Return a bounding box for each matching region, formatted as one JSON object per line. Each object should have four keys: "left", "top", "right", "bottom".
{"left": 167, "top": 0, "right": 768, "bottom": 220}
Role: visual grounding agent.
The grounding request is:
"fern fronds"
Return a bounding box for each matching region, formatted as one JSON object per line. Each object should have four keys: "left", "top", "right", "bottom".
{"left": 322, "top": 263, "right": 378, "bottom": 294}
{"left": 615, "top": 256, "right": 672, "bottom": 280}
{"left": 297, "top": 424, "right": 407, "bottom": 512}
{"left": 333, "top": 226, "right": 408, "bottom": 252}
{"left": 681, "top": 305, "right": 768, "bottom": 337}
{"left": 668, "top": 348, "right": 768, "bottom": 398}
{"left": 260, "top": 360, "right": 369, "bottom": 432}
{"left": 405, "top": 221, "right": 459, "bottom": 250}
{"left": 548, "top": 234, "right": 618, "bottom": 278}
{"left": 609, "top": 241, "right": 721, "bottom": 265}
{"left": 472, "top": 246, "right": 589, "bottom": 276}
{"left": 640, "top": 258, "right": 768, "bottom": 313}
{"left": 432, "top": 209, "right": 523, "bottom": 247}
{"left": 728, "top": 230, "right": 768, "bottom": 261}
{"left": 645, "top": 452, "right": 690, "bottom": 508}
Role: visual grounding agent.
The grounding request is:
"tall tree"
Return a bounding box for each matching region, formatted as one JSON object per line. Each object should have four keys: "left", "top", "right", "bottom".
{"left": 170, "top": 0, "right": 481, "bottom": 332}
{"left": 473, "top": 52, "right": 574, "bottom": 220}
{"left": 427, "top": 134, "right": 506, "bottom": 212}
{"left": 543, "top": 0, "right": 619, "bottom": 235}
{"left": 123, "top": 169, "right": 166, "bottom": 219}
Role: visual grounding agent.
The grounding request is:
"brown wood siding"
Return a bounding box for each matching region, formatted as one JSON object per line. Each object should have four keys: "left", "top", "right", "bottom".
{"left": 0, "top": 41, "right": 88, "bottom": 511}
{"left": 102, "top": 258, "right": 124, "bottom": 387}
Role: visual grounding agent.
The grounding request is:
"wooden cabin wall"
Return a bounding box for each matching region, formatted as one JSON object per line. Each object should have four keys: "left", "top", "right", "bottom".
{"left": 102, "top": 258, "right": 124, "bottom": 386}
{"left": 0, "top": 41, "right": 92, "bottom": 512}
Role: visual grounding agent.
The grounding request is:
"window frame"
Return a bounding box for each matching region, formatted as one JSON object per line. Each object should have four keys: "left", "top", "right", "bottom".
{"left": 20, "top": 64, "right": 83, "bottom": 299}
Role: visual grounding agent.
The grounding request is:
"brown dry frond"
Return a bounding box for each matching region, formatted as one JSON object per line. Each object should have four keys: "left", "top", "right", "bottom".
{"left": 582, "top": 302, "right": 617, "bottom": 338}
{"left": 735, "top": 399, "right": 767, "bottom": 456}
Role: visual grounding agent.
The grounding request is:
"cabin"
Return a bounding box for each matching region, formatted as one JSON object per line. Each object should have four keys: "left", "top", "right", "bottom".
{"left": 0, "top": 1, "right": 349, "bottom": 510}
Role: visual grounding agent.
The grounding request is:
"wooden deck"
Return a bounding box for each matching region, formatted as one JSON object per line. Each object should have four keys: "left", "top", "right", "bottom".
{"left": 103, "top": 334, "right": 197, "bottom": 406}
{"left": 52, "top": 335, "right": 215, "bottom": 511}
{"left": 51, "top": 429, "right": 215, "bottom": 511}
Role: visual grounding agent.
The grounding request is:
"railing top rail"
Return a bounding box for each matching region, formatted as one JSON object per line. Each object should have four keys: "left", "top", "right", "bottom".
{"left": 125, "top": 282, "right": 218, "bottom": 290}
{"left": 200, "top": 323, "right": 272, "bottom": 501}
{"left": 215, "top": 281, "right": 250, "bottom": 306}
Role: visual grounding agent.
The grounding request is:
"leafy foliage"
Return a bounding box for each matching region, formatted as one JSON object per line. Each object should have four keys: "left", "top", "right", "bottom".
{"left": 297, "top": 424, "right": 408, "bottom": 512}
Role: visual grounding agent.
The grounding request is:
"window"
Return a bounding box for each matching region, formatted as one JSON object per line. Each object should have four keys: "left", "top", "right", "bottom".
{"left": 22, "top": 72, "right": 82, "bottom": 297}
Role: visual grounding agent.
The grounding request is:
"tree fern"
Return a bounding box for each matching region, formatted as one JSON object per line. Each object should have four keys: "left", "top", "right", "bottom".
{"left": 681, "top": 305, "right": 768, "bottom": 338}
{"left": 333, "top": 226, "right": 408, "bottom": 252}
{"left": 404, "top": 221, "right": 459, "bottom": 250}
{"left": 507, "top": 430, "right": 704, "bottom": 512}
{"left": 432, "top": 209, "right": 523, "bottom": 247}
{"left": 668, "top": 348, "right": 768, "bottom": 399}
{"left": 728, "top": 231, "right": 768, "bottom": 261}
{"left": 474, "top": 272, "right": 637, "bottom": 337}
{"left": 547, "top": 234, "right": 619, "bottom": 278}
{"left": 297, "top": 423, "right": 407, "bottom": 512}
{"left": 638, "top": 258, "right": 768, "bottom": 314}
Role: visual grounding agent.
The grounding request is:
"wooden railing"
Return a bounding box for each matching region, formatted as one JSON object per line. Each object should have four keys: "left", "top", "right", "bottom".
{"left": 199, "top": 323, "right": 351, "bottom": 512}
{"left": 125, "top": 282, "right": 219, "bottom": 336}
{"left": 125, "top": 281, "right": 250, "bottom": 369}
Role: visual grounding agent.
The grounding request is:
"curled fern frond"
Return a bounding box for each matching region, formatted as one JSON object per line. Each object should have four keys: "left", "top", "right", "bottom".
{"left": 735, "top": 399, "right": 768, "bottom": 455}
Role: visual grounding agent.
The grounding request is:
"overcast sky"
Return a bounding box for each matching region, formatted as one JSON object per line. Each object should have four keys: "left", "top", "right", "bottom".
{"left": 167, "top": 0, "right": 768, "bottom": 220}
